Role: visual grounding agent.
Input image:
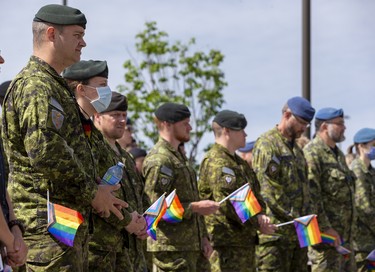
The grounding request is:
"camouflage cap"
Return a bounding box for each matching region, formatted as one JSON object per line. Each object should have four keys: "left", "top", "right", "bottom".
{"left": 353, "top": 128, "right": 375, "bottom": 144}
{"left": 101, "top": 91, "right": 128, "bottom": 113}
{"left": 287, "top": 96, "right": 315, "bottom": 122}
{"left": 315, "top": 107, "right": 344, "bottom": 121}
{"left": 63, "top": 60, "right": 108, "bottom": 81}
{"left": 213, "top": 110, "right": 247, "bottom": 130}
{"left": 33, "top": 4, "right": 87, "bottom": 29}
{"left": 155, "top": 102, "right": 191, "bottom": 123}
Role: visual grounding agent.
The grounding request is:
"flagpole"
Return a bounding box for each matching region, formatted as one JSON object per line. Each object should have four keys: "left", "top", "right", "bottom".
{"left": 219, "top": 183, "right": 249, "bottom": 205}
{"left": 275, "top": 220, "right": 294, "bottom": 227}
{"left": 47, "top": 190, "right": 50, "bottom": 224}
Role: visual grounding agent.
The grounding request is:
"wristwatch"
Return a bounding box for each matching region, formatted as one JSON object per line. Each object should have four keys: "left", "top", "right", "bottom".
{"left": 8, "top": 219, "right": 25, "bottom": 235}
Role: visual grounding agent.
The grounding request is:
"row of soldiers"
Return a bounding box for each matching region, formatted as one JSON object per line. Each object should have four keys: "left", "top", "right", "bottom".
{"left": 0, "top": 3, "right": 373, "bottom": 272}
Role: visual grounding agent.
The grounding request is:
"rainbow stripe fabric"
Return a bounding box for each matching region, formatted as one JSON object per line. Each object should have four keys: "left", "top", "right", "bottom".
{"left": 47, "top": 202, "right": 84, "bottom": 247}
{"left": 229, "top": 183, "right": 262, "bottom": 223}
{"left": 293, "top": 214, "right": 322, "bottom": 248}
{"left": 367, "top": 250, "right": 375, "bottom": 271}
{"left": 162, "top": 190, "right": 184, "bottom": 223}
{"left": 144, "top": 194, "right": 167, "bottom": 240}
{"left": 321, "top": 232, "right": 336, "bottom": 244}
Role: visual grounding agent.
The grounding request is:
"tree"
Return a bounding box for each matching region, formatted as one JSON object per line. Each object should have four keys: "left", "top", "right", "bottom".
{"left": 119, "top": 21, "right": 227, "bottom": 164}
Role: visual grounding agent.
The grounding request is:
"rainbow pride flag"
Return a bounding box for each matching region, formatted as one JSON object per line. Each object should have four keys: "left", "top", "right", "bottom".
{"left": 144, "top": 194, "right": 167, "bottom": 240}
{"left": 47, "top": 202, "right": 84, "bottom": 247}
{"left": 162, "top": 189, "right": 184, "bottom": 223}
{"left": 294, "top": 214, "right": 322, "bottom": 248}
{"left": 229, "top": 183, "right": 262, "bottom": 223}
{"left": 321, "top": 232, "right": 336, "bottom": 245}
{"left": 366, "top": 250, "right": 375, "bottom": 271}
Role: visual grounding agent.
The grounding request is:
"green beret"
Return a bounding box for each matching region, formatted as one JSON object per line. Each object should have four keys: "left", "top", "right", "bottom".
{"left": 34, "top": 4, "right": 87, "bottom": 29}
{"left": 63, "top": 60, "right": 108, "bottom": 81}
{"left": 155, "top": 102, "right": 191, "bottom": 123}
{"left": 102, "top": 92, "right": 128, "bottom": 113}
{"left": 213, "top": 110, "right": 247, "bottom": 130}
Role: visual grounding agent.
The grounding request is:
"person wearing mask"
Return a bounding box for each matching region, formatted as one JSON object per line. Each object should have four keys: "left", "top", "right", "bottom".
{"left": 348, "top": 128, "right": 375, "bottom": 271}
{"left": 1, "top": 5, "right": 127, "bottom": 270}
{"left": 63, "top": 60, "right": 147, "bottom": 271}
{"left": 198, "top": 110, "right": 276, "bottom": 272}
{"left": 143, "top": 102, "right": 220, "bottom": 271}
{"left": 0, "top": 53, "right": 28, "bottom": 268}
{"left": 303, "top": 107, "right": 356, "bottom": 271}
{"left": 252, "top": 96, "right": 315, "bottom": 272}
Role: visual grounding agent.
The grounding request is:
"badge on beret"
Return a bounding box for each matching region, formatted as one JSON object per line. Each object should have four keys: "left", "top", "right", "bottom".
{"left": 51, "top": 109, "right": 64, "bottom": 130}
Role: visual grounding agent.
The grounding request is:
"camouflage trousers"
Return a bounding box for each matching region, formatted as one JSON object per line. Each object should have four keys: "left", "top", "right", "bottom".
{"left": 308, "top": 245, "right": 356, "bottom": 272}
{"left": 88, "top": 246, "right": 136, "bottom": 272}
{"left": 355, "top": 251, "right": 371, "bottom": 272}
{"left": 257, "top": 240, "right": 308, "bottom": 272}
{"left": 151, "top": 251, "right": 200, "bottom": 272}
{"left": 209, "top": 246, "right": 256, "bottom": 272}
{"left": 128, "top": 235, "right": 147, "bottom": 272}
{"left": 15, "top": 225, "right": 90, "bottom": 272}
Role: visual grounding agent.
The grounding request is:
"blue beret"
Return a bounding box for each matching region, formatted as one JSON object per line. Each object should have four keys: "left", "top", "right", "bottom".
{"left": 238, "top": 141, "right": 255, "bottom": 153}
{"left": 353, "top": 128, "right": 375, "bottom": 144}
{"left": 155, "top": 102, "right": 191, "bottom": 123}
{"left": 63, "top": 60, "right": 108, "bottom": 81}
{"left": 315, "top": 107, "right": 344, "bottom": 120}
{"left": 34, "top": 4, "right": 87, "bottom": 29}
{"left": 287, "top": 96, "right": 315, "bottom": 122}
{"left": 213, "top": 110, "right": 247, "bottom": 130}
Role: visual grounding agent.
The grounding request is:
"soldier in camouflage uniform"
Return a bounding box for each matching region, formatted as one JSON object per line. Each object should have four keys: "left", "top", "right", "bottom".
{"left": 198, "top": 110, "right": 276, "bottom": 272}
{"left": 347, "top": 128, "right": 375, "bottom": 271}
{"left": 63, "top": 61, "right": 147, "bottom": 271}
{"left": 143, "top": 102, "right": 220, "bottom": 272}
{"left": 93, "top": 91, "right": 149, "bottom": 272}
{"left": 303, "top": 107, "right": 356, "bottom": 271}
{"left": 0, "top": 55, "right": 28, "bottom": 268}
{"left": 252, "top": 97, "right": 315, "bottom": 272}
{"left": 1, "top": 5, "right": 127, "bottom": 271}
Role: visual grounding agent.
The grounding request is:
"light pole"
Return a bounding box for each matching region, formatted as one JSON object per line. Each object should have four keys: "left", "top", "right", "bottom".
{"left": 302, "top": 0, "right": 311, "bottom": 138}
{"left": 62, "top": 0, "right": 67, "bottom": 6}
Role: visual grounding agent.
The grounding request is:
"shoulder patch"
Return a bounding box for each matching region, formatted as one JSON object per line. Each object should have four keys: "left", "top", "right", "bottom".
{"left": 49, "top": 97, "right": 64, "bottom": 112}
{"left": 271, "top": 155, "right": 280, "bottom": 165}
{"left": 160, "top": 165, "right": 173, "bottom": 177}
{"left": 222, "top": 166, "right": 235, "bottom": 176}
{"left": 51, "top": 109, "right": 64, "bottom": 130}
{"left": 267, "top": 161, "right": 280, "bottom": 177}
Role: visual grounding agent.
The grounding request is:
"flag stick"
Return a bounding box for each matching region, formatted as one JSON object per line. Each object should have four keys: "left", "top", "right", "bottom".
{"left": 219, "top": 183, "right": 249, "bottom": 205}
{"left": 276, "top": 220, "right": 294, "bottom": 227}
{"left": 47, "top": 190, "right": 50, "bottom": 224}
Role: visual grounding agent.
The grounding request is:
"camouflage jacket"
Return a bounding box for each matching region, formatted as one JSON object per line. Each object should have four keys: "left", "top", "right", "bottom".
{"left": 252, "top": 127, "right": 310, "bottom": 243}
{"left": 143, "top": 138, "right": 207, "bottom": 252}
{"left": 303, "top": 135, "right": 356, "bottom": 243}
{"left": 86, "top": 122, "right": 132, "bottom": 252}
{"left": 1, "top": 56, "right": 97, "bottom": 232}
{"left": 198, "top": 143, "right": 265, "bottom": 247}
{"left": 350, "top": 158, "right": 375, "bottom": 252}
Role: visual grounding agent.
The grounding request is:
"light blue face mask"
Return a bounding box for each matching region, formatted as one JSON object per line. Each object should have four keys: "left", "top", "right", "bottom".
{"left": 367, "top": 146, "right": 375, "bottom": 161}
{"left": 86, "top": 86, "right": 112, "bottom": 113}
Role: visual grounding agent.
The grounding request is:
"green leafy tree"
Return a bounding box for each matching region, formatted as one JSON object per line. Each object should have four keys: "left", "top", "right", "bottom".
{"left": 118, "top": 21, "right": 227, "bottom": 164}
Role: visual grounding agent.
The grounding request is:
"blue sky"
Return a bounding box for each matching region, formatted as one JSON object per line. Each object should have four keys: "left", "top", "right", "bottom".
{"left": 1, "top": 0, "right": 374, "bottom": 159}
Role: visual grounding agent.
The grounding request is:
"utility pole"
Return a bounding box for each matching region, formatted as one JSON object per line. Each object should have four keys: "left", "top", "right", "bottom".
{"left": 302, "top": 0, "right": 311, "bottom": 138}
{"left": 62, "top": 0, "right": 67, "bottom": 6}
